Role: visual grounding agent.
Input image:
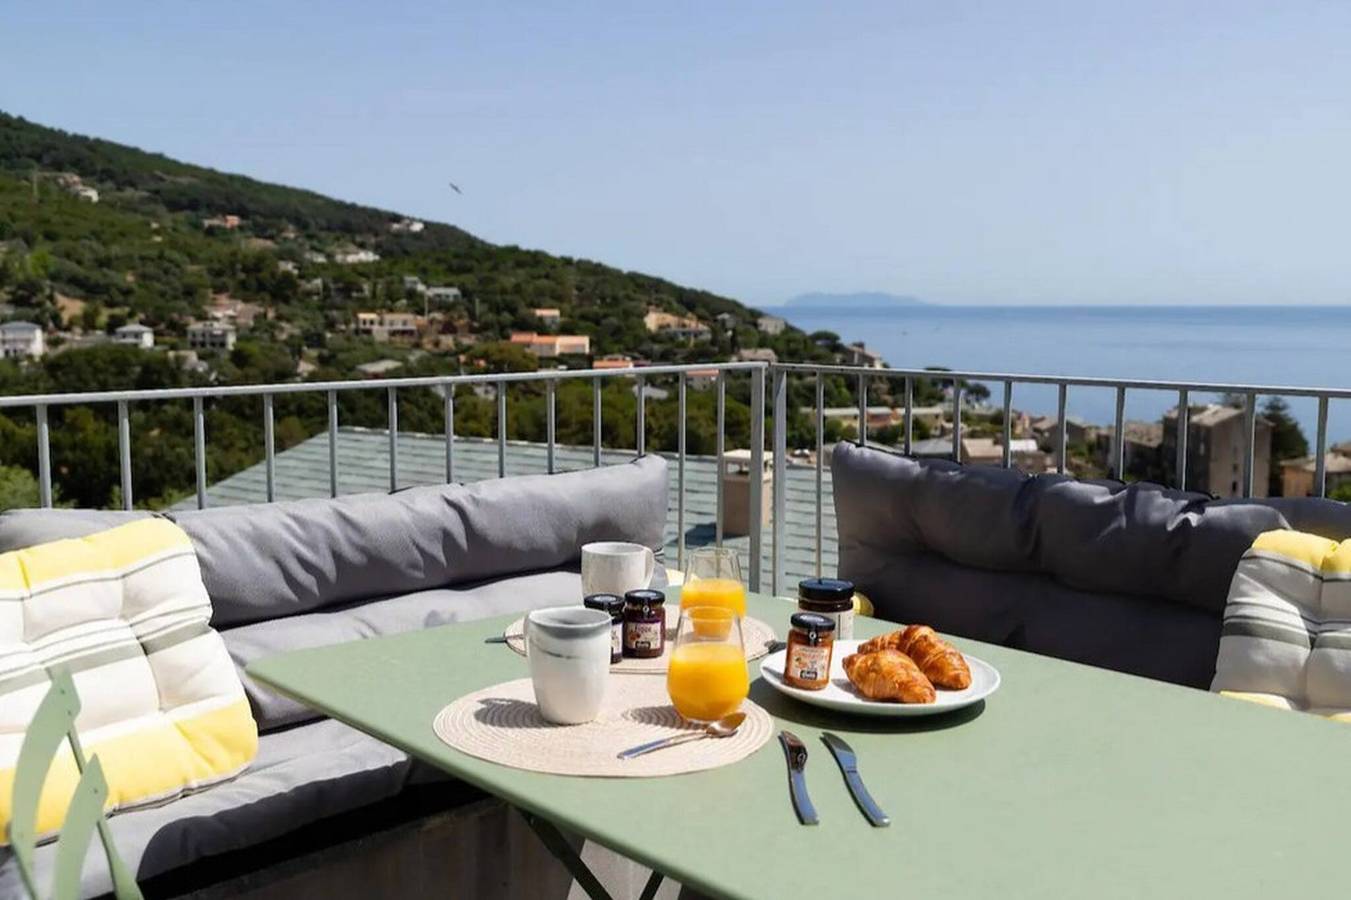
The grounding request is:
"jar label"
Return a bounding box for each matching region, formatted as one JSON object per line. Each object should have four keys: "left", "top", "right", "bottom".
{"left": 625, "top": 620, "right": 663, "bottom": 652}
{"left": 611, "top": 623, "right": 623, "bottom": 657}
{"left": 788, "top": 644, "right": 831, "bottom": 684}
{"left": 835, "top": 609, "right": 855, "bottom": 640}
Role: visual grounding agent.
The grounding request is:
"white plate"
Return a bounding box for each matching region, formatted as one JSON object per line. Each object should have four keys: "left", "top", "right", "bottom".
{"left": 759, "top": 639, "right": 1000, "bottom": 717}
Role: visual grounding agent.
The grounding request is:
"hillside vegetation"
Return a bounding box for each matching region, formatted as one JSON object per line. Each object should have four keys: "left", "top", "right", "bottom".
{"left": 0, "top": 112, "right": 953, "bottom": 509}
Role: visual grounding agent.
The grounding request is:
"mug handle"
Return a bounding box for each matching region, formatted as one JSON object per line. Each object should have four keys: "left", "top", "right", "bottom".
{"left": 522, "top": 615, "right": 531, "bottom": 657}
{"left": 642, "top": 547, "right": 655, "bottom": 586}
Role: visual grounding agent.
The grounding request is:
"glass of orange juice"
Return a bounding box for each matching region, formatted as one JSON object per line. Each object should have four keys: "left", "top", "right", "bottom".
{"left": 667, "top": 606, "right": 749, "bottom": 723}
{"left": 681, "top": 547, "right": 746, "bottom": 617}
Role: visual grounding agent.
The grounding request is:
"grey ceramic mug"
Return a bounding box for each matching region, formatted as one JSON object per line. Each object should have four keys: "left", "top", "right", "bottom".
{"left": 524, "top": 606, "right": 612, "bottom": 724}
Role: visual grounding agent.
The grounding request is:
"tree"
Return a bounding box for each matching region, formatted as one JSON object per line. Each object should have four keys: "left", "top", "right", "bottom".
{"left": 0, "top": 465, "right": 43, "bottom": 510}
{"left": 1263, "top": 396, "right": 1308, "bottom": 496}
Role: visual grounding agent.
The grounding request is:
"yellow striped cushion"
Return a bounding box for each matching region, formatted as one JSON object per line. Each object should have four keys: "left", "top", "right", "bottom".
{"left": 1212, "top": 529, "right": 1351, "bottom": 720}
{"left": 0, "top": 519, "right": 257, "bottom": 841}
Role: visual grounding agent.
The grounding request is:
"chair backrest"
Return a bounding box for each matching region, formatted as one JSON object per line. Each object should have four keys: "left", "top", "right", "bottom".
{"left": 7, "top": 671, "right": 143, "bottom": 900}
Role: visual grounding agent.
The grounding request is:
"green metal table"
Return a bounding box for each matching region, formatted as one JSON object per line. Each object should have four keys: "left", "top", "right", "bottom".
{"left": 248, "top": 591, "right": 1351, "bottom": 899}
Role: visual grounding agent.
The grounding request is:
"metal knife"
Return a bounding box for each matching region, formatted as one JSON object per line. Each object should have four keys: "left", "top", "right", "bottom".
{"left": 778, "top": 730, "right": 819, "bottom": 825}
{"left": 821, "top": 732, "right": 891, "bottom": 827}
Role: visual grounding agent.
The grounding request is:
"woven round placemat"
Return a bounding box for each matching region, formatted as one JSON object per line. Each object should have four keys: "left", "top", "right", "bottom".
{"left": 432, "top": 676, "right": 774, "bottom": 777}
{"left": 503, "top": 606, "right": 778, "bottom": 673}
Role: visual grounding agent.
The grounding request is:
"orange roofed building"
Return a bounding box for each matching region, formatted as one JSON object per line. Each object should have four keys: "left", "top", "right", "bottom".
{"left": 508, "top": 331, "right": 591, "bottom": 358}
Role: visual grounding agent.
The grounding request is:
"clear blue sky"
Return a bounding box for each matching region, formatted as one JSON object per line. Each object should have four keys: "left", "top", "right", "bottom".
{"left": 2, "top": 2, "right": 1349, "bottom": 307}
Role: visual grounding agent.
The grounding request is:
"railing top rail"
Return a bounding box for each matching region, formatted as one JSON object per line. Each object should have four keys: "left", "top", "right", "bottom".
{"left": 773, "top": 362, "right": 1351, "bottom": 401}
{"left": 0, "top": 361, "right": 768, "bottom": 409}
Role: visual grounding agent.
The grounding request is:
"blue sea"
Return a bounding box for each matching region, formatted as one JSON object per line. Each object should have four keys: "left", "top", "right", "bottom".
{"left": 776, "top": 305, "right": 1351, "bottom": 443}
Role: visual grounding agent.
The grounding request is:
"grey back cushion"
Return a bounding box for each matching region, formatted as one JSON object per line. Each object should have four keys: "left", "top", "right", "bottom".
{"left": 174, "top": 455, "right": 669, "bottom": 627}
{"left": 0, "top": 508, "right": 154, "bottom": 551}
{"left": 831, "top": 442, "right": 1351, "bottom": 688}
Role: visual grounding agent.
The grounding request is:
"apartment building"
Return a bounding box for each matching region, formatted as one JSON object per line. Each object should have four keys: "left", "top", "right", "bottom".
{"left": 187, "top": 322, "right": 237, "bottom": 351}
{"left": 355, "top": 311, "right": 419, "bottom": 343}
{"left": 1162, "top": 404, "right": 1272, "bottom": 498}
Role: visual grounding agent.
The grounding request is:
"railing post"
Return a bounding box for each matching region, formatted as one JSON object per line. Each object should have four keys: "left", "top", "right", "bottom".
{"left": 593, "top": 377, "right": 602, "bottom": 468}
{"left": 715, "top": 375, "right": 726, "bottom": 548}
{"left": 748, "top": 367, "right": 766, "bottom": 593}
{"left": 193, "top": 397, "right": 207, "bottom": 509}
{"left": 677, "top": 374, "right": 686, "bottom": 569}
{"left": 635, "top": 377, "right": 645, "bottom": 457}
{"left": 35, "top": 405, "right": 51, "bottom": 509}
{"left": 117, "top": 400, "right": 132, "bottom": 510}
{"left": 1315, "top": 396, "right": 1329, "bottom": 498}
{"left": 1176, "top": 389, "right": 1189, "bottom": 491}
{"left": 857, "top": 372, "right": 867, "bottom": 447}
{"left": 815, "top": 373, "right": 825, "bottom": 577}
{"left": 1001, "top": 381, "right": 1013, "bottom": 469}
{"left": 263, "top": 393, "right": 275, "bottom": 503}
{"left": 903, "top": 377, "right": 913, "bottom": 455}
{"left": 951, "top": 384, "right": 962, "bottom": 462}
{"left": 1056, "top": 383, "right": 1069, "bottom": 475}
{"left": 497, "top": 381, "right": 507, "bottom": 478}
{"left": 387, "top": 386, "right": 399, "bottom": 492}
{"left": 327, "top": 390, "right": 339, "bottom": 497}
{"left": 1112, "top": 386, "right": 1126, "bottom": 480}
{"left": 771, "top": 367, "right": 787, "bottom": 596}
{"left": 546, "top": 379, "right": 557, "bottom": 475}
{"left": 444, "top": 385, "right": 455, "bottom": 483}
{"left": 1242, "top": 393, "right": 1256, "bottom": 498}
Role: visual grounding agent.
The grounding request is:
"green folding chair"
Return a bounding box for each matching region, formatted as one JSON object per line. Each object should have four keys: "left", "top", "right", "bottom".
{"left": 7, "top": 670, "right": 142, "bottom": 900}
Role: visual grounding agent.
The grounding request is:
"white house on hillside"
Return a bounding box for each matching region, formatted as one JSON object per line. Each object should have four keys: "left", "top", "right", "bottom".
{"left": 0, "top": 322, "right": 44, "bottom": 359}
{"left": 113, "top": 323, "right": 155, "bottom": 349}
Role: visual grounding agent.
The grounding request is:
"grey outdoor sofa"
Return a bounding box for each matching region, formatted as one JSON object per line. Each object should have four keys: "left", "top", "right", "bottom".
{"left": 832, "top": 441, "right": 1351, "bottom": 689}
{"left": 0, "top": 455, "right": 669, "bottom": 898}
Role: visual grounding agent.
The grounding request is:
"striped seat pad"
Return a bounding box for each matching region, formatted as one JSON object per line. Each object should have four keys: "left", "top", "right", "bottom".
{"left": 1211, "top": 529, "right": 1351, "bottom": 719}
{"left": 0, "top": 519, "right": 257, "bottom": 841}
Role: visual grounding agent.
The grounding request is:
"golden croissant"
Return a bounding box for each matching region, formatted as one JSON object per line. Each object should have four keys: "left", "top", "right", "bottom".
{"left": 843, "top": 650, "right": 936, "bottom": 704}
{"left": 858, "top": 625, "right": 972, "bottom": 690}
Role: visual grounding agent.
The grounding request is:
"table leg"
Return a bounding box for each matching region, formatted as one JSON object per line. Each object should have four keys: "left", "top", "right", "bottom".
{"left": 638, "top": 869, "right": 665, "bottom": 900}
{"left": 516, "top": 809, "right": 615, "bottom": 900}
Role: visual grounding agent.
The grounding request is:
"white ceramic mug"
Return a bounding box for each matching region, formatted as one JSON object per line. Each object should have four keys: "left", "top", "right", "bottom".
{"left": 524, "top": 606, "right": 612, "bottom": 724}
{"left": 581, "top": 541, "right": 656, "bottom": 598}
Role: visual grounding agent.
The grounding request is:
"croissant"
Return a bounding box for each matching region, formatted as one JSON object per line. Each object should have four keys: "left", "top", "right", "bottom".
{"left": 843, "top": 650, "right": 936, "bottom": 704}
{"left": 858, "top": 625, "right": 972, "bottom": 690}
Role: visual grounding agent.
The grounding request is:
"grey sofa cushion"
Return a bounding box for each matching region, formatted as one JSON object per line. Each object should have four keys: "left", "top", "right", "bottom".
{"left": 831, "top": 442, "right": 1351, "bottom": 688}
{"left": 0, "top": 508, "right": 153, "bottom": 552}
{"left": 173, "top": 456, "right": 668, "bottom": 627}
{"left": 225, "top": 567, "right": 590, "bottom": 731}
{"left": 0, "top": 718, "right": 411, "bottom": 899}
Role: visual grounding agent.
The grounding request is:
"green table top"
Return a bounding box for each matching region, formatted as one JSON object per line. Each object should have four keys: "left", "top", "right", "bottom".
{"left": 248, "top": 590, "right": 1351, "bottom": 900}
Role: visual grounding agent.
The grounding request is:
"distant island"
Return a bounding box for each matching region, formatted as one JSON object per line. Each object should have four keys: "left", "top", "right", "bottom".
{"left": 782, "top": 291, "right": 928, "bottom": 309}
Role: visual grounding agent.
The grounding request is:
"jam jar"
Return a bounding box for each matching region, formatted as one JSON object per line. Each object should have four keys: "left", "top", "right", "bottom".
{"left": 622, "top": 589, "right": 666, "bottom": 659}
{"left": 784, "top": 612, "right": 835, "bottom": 691}
{"left": 797, "top": 577, "right": 856, "bottom": 639}
{"left": 583, "top": 593, "right": 625, "bottom": 664}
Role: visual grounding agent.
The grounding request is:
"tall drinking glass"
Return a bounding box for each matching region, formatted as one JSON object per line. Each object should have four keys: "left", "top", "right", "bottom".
{"left": 667, "top": 606, "right": 749, "bottom": 723}
{"left": 681, "top": 547, "right": 746, "bottom": 617}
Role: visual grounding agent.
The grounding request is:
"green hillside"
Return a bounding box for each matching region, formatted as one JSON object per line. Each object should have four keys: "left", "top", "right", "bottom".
{"left": 0, "top": 112, "right": 950, "bottom": 509}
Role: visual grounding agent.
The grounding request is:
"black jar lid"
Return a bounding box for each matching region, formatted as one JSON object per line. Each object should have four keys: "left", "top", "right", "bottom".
{"left": 624, "top": 589, "right": 666, "bottom": 606}
{"left": 790, "top": 612, "right": 836, "bottom": 633}
{"left": 583, "top": 593, "right": 625, "bottom": 614}
{"left": 798, "top": 578, "right": 854, "bottom": 603}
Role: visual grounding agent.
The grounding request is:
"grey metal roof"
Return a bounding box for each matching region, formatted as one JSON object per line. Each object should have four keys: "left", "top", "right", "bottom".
{"left": 176, "top": 427, "right": 838, "bottom": 591}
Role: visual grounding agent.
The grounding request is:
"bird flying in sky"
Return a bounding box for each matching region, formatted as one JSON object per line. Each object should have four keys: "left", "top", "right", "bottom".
{"left": 448, "top": 182, "right": 462, "bottom": 195}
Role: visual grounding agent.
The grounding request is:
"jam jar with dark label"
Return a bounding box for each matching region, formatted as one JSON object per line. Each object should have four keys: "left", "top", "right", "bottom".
{"left": 583, "top": 593, "right": 625, "bottom": 664}
{"left": 622, "top": 589, "right": 666, "bottom": 659}
{"left": 797, "top": 577, "right": 855, "bottom": 639}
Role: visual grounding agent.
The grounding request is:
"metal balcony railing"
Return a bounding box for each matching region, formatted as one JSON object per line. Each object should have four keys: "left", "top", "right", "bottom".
{"left": 4, "top": 361, "right": 1350, "bottom": 597}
